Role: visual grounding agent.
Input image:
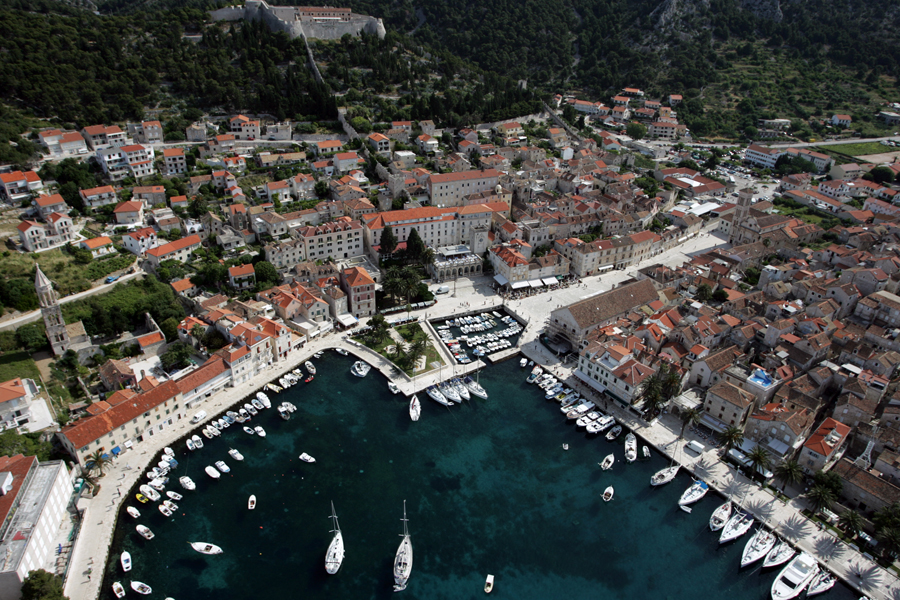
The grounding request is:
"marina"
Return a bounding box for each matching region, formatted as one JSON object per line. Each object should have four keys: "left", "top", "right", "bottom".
{"left": 98, "top": 357, "right": 863, "bottom": 600}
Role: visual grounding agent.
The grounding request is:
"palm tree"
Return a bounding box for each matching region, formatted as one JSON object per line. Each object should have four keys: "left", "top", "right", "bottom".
{"left": 718, "top": 425, "right": 745, "bottom": 453}
{"left": 407, "top": 338, "right": 428, "bottom": 367}
{"left": 85, "top": 450, "right": 110, "bottom": 477}
{"left": 383, "top": 266, "right": 403, "bottom": 303}
{"left": 679, "top": 406, "right": 703, "bottom": 439}
{"left": 745, "top": 445, "right": 771, "bottom": 479}
{"left": 838, "top": 509, "right": 863, "bottom": 538}
{"left": 400, "top": 266, "right": 421, "bottom": 306}
{"left": 877, "top": 526, "right": 900, "bottom": 560}
{"left": 660, "top": 364, "right": 683, "bottom": 402}
{"left": 638, "top": 370, "right": 664, "bottom": 411}
{"left": 806, "top": 483, "right": 836, "bottom": 513}
{"left": 774, "top": 459, "right": 803, "bottom": 493}
{"left": 420, "top": 247, "right": 435, "bottom": 267}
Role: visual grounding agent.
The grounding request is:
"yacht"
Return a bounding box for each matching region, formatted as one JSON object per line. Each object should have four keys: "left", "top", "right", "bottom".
{"left": 587, "top": 415, "right": 616, "bottom": 434}
{"left": 678, "top": 480, "right": 709, "bottom": 506}
{"left": 189, "top": 542, "right": 224, "bottom": 555}
{"left": 741, "top": 528, "right": 777, "bottom": 567}
{"left": 650, "top": 465, "right": 679, "bottom": 486}
{"left": 393, "top": 500, "right": 413, "bottom": 592}
{"left": 709, "top": 501, "right": 732, "bottom": 531}
{"left": 136, "top": 525, "right": 154, "bottom": 540}
{"left": 526, "top": 366, "right": 543, "bottom": 383}
{"left": 719, "top": 510, "right": 755, "bottom": 544}
{"left": 763, "top": 538, "right": 795, "bottom": 568}
{"left": 602, "top": 486, "right": 614, "bottom": 502}
{"left": 351, "top": 361, "right": 371, "bottom": 377}
{"left": 576, "top": 412, "right": 600, "bottom": 428}
{"left": 409, "top": 396, "right": 421, "bottom": 421}
{"left": 770, "top": 552, "right": 819, "bottom": 600}
{"left": 451, "top": 378, "right": 471, "bottom": 401}
{"left": 440, "top": 382, "right": 460, "bottom": 403}
{"left": 325, "top": 502, "right": 345, "bottom": 575}
{"left": 625, "top": 433, "right": 637, "bottom": 463}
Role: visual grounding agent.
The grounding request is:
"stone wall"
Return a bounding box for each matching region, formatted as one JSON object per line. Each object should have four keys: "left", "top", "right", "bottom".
{"left": 210, "top": 1, "right": 385, "bottom": 41}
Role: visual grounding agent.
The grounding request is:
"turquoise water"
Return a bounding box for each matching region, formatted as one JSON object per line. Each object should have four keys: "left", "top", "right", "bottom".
{"left": 101, "top": 356, "right": 857, "bottom": 600}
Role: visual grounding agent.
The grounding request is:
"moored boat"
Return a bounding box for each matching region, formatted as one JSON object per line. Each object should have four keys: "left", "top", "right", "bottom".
{"left": 136, "top": 525, "right": 154, "bottom": 540}
{"left": 462, "top": 376, "right": 488, "bottom": 399}
{"left": 166, "top": 490, "right": 183, "bottom": 501}
{"left": 606, "top": 424, "right": 623, "bottom": 440}
{"left": 335, "top": 348, "right": 348, "bottom": 356}
{"left": 127, "top": 507, "right": 140, "bottom": 519}
{"left": 709, "top": 501, "right": 732, "bottom": 531}
{"left": 806, "top": 569, "right": 835, "bottom": 597}
{"left": 325, "top": 501, "right": 345, "bottom": 575}
{"left": 642, "top": 446, "right": 650, "bottom": 460}
{"left": 191, "top": 434, "right": 203, "bottom": 449}
{"left": 388, "top": 381, "right": 401, "bottom": 395}
{"left": 120, "top": 551, "right": 132, "bottom": 572}
{"left": 130, "top": 581, "right": 152, "bottom": 595}
{"left": 485, "top": 574, "right": 494, "bottom": 593}
{"left": 248, "top": 495, "right": 256, "bottom": 510}
{"left": 602, "top": 486, "right": 614, "bottom": 502}
{"left": 215, "top": 460, "right": 230, "bottom": 473}
{"left": 205, "top": 466, "right": 221, "bottom": 479}
{"left": 763, "top": 538, "right": 795, "bottom": 568}
{"left": 305, "top": 360, "right": 317, "bottom": 375}
{"left": 625, "top": 433, "right": 637, "bottom": 462}
{"left": 278, "top": 405, "right": 290, "bottom": 420}
{"left": 251, "top": 398, "right": 264, "bottom": 411}
{"left": 650, "top": 465, "right": 679, "bottom": 486}
{"left": 440, "top": 382, "right": 460, "bottom": 403}
{"left": 392, "top": 500, "right": 413, "bottom": 592}
{"left": 228, "top": 448, "right": 244, "bottom": 461}
{"left": 426, "top": 386, "right": 452, "bottom": 406}
{"left": 243, "top": 426, "right": 255, "bottom": 435}
{"left": 139, "top": 485, "right": 160, "bottom": 502}
{"left": 719, "top": 510, "right": 755, "bottom": 544}
{"left": 519, "top": 358, "right": 527, "bottom": 368}
{"left": 600, "top": 453, "right": 614, "bottom": 470}
{"left": 741, "top": 528, "right": 777, "bottom": 567}
{"left": 186, "top": 438, "right": 196, "bottom": 451}
{"left": 255, "top": 425, "right": 266, "bottom": 437}
{"left": 189, "top": 541, "right": 224, "bottom": 555}
{"left": 179, "top": 476, "right": 196, "bottom": 491}
{"left": 409, "top": 396, "right": 421, "bottom": 421}
{"left": 770, "top": 552, "right": 819, "bottom": 600}
{"left": 158, "top": 503, "right": 173, "bottom": 517}
{"left": 135, "top": 493, "right": 148, "bottom": 504}
{"left": 112, "top": 582, "right": 126, "bottom": 598}
{"left": 300, "top": 453, "right": 316, "bottom": 463}
{"left": 526, "top": 366, "right": 543, "bottom": 383}
{"left": 351, "top": 361, "right": 371, "bottom": 377}
{"left": 678, "top": 480, "right": 709, "bottom": 506}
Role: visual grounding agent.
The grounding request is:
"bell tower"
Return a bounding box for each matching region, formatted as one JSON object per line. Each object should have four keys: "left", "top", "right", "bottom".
{"left": 35, "top": 265, "right": 70, "bottom": 356}
{"left": 730, "top": 187, "right": 755, "bottom": 244}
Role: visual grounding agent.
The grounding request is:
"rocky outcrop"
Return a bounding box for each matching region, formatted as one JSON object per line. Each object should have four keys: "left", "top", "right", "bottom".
{"left": 740, "top": 0, "right": 783, "bottom": 21}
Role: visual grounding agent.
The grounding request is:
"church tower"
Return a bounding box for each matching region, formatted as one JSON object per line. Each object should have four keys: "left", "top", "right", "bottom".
{"left": 35, "top": 265, "right": 70, "bottom": 356}
{"left": 730, "top": 187, "right": 755, "bottom": 244}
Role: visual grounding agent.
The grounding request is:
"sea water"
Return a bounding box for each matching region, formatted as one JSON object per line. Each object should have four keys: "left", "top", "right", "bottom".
{"left": 101, "top": 356, "right": 858, "bottom": 599}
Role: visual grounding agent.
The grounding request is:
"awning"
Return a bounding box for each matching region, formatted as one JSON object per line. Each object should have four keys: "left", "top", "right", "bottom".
{"left": 597, "top": 265, "right": 614, "bottom": 272}
{"left": 336, "top": 313, "right": 358, "bottom": 327}
{"left": 124, "top": 440, "right": 133, "bottom": 449}
{"left": 699, "top": 414, "right": 727, "bottom": 433}
{"left": 493, "top": 274, "right": 509, "bottom": 286}
{"left": 510, "top": 280, "right": 529, "bottom": 289}
{"left": 528, "top": 279, "right": 545, "bottom": 288}
{"left": 101, "top": 453, "right": 110, "bottom": 460}
{"left": 111, "top": 446, "right": 121, "bottom": 456}
{"left": 542, "top": 277, "right": 558, "bottom": 286}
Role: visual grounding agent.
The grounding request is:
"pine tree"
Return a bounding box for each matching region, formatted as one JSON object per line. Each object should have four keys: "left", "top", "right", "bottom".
{"left": 380, "top": 225, "right": 398, "bottom": 255}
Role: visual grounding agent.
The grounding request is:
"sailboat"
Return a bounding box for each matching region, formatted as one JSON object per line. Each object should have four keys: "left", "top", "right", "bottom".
{"left": 409, "top": 395, "right": 421, "bottom": 421}
{"left": 709, "top": 501, "right": 732, "bottom": 531}
{"left": 650, "top": 465, "right": 679, "bottom": 486}
{"left": 763, "top": 538, "right": 795, "bottom": 568}
{"left": 741, "top": 527, "right": 777, "bottom": 567}
{"left": 678, "top": 480, "right": 709, "bottom": 506}
{"left": 325, "top": 501, "right": 345, "bottom": 575}
{"left": 393, "top": 500, "right": 413, "bottom": 592}
{"left": 719, "top": 510, "right": 755, "bottom": 544}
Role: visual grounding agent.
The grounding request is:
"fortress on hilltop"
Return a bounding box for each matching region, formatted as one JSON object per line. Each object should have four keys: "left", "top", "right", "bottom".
{"left": 210, "top": 1, "right": 386, "bottom": 40}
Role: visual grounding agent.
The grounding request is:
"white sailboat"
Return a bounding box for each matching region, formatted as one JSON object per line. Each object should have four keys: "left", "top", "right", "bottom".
{"left": 709, "top": 501, "right": 732, "bottom": 531}
{"left": 393, "top": 500, "right": 413, "bottom": 592}
{"left": 770, "top": 552, "right": 819, "bottom": 600}
{"left": 678, "top": 480, "right": 709, "bottom": 506}
{"left": 806, "top": 570, "right": 836, "bottom": 597}
{"left": 325, "top": 501, "right": 345, "bottom": 575}
{"left": 741, "top": 527, "right": 777, "bottom": 567}
{"left": 624, "top": 433, "right": 637, "bottom": 463}
{"left": 763, "top": 538, "right": 795, "bottom": 568}
{"left": 409, "top": 395, "right": 421, "bottom": 421}
{"left": 719, "top": 510, "right": 755, "bottom": 544}
{"left": 426, "top": 385, "right": 452, "bottom": 406}
{"left": 650, "top": 465, "right": 679, "bottom": 486}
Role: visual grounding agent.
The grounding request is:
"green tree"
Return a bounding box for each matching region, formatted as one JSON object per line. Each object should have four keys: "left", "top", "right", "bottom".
{"left": 85, "top": 449, "right": 110, "bottom": 476}
{"left": 838, "top": 509, "right": 863, "bottom": 537}
{"left": 400, "top": 266, "right": 421, "bottom": 306}
{"left": 745, "top": 445, "right": 771, "bottom": 478}
{"left": 20, "top": 569, "right": 67, "bottom": 600}
{"left": 160, "top": 342, "right": 192, "bottom": 371}
{"left": 813, "top": 470, "right": 843, "bottom": 497}
{"left": 160, "top": 317, "right": 179, "bottom": 342}
{"left": 315, "top": 180, "right": 329, "bottom": 198}
{"left": 406, "top": 227, "right": 425, "bottom": 261}
{"left": 0, "top": 431, "right": 53, "bottom": 461}
{"left": 696, "top": 283, "right": 712, "bottom": 302}
{"left": 192, "top": 263, "right": 228, "bottom": 289}
{"left": 368, "top": 313, "right": 390, "bottom": 343}
{"left": 16, "top": 324, "right": 48, "bottom": 353}
{"left": 382, "top": 266, "right": 403, "bottom": 303}
{"left": 719, "top": 425, "right": 745, "bottom": 452}
{"left": 380, "top": 225, "right": 398, "bottom": 256}
{"left": 712, "top": 288, "right": 729, "bottom": 302}
{"left": 679, "top": 406, "right": 703, "bottom": 438}
{"left": 253, "top": 261, "right": 279, "bottom": 287}
{"left": 187, "top": 196, "right": 208, "bottom": 219}
{"left": 774, "top": 459, "right": 803, "bottom": 492}
{"left": 350, "top": 116, "right": 372, "bottom": 133}
{"left": 867, "top": 165, "right": 895, "bottom": 184}
{"left": 806, "top": 483, "right": 836, "bottom": 513}
{"left": 626, "top": 122, "right": 647, "bottom": 140}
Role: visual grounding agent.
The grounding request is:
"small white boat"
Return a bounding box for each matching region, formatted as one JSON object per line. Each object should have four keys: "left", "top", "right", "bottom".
{"left": 650, "top": 466, "right": 679, "bottom": 486}
{"left": 709, "top": 501, "right": 732, "bottom": 531}
{"left": 256, "top": 391, "right": 270, "bottom": 405}
{"left": 806, "top": 569, "right": 835, "bottom": 597}
{"left": 179, "top": 476, "right": 196, "bottom": 491}
{"left": 189, "top": 541, "right": 224, "bottom": 555}
{"left": 409, "top": 395, "right": 421, "bottom": 421}
{"left": 215, "top": 461, "right": 230, "bottom": 473}
{"left": 526, "top": 365, "right": 543, "bottom": 383}
{"left": 205, "top": 466, "right": 221, "bottom": 479}
{"left": 228, "top": 448, "right": 244, "bottom": 461}
{"left": 764, "top": 538, "right": 795, "bottom": 568}
{"left": 519, "top": 358, "right": 527, "bottom": 368}
{"left": 325, "top": 501, "right": 345, "bottom": 575}
{"left": 602, "top": 486, "right": 614, "bottom": 502}
{"left": 562, "top": 443, "right": 569, "bottom": 450}
{"left": 305, "top": 360, "right": 317, "bottom": 375}
{"left": 678, "top": 480, "right": 709, "bottom": 506}
{"left": 625, "top": 433, "right": 637, "bottom": 463}
{"left": 139, "top": 485, "right": 160, "bottom": 502}
{"left": 112, "top": 582, "right": 126, "bottom": 598}
{"left": 335, "top": 348, "right": 348, "bottom": 356}
{"left": 243, "top": 426, "right": 255, "bottom": 435}
{"left": 159, "top": 503, "right": 173, "bottom": 517}
{"left": 127, "top": 507, "right": 140, "bottom": 519}
{"left": 192, "top": 434, "right": 203, "bottom": 449}
{"left": 248, "top": 495, "right": 257, "bottom": 510}
{"left": 163, "top": 499, "right": 178, "bottom": 512}
{"left": 642, "top": 446, "right": 650, "bottom": 460}
{"left": 300, "top": 453, "right": 316, "bottom": 463}
{"left": 351, "top": 360, "right": 371, "bottom": 377}
{"left": 167, "top": 491, "right": 183, "bottom": 501}
{"left": 719, "top": 511, "right": 754, "bottom": 544}
{"left": 186, "top": 438, "right": 196, "bottom": 451}
{"left": 251, "top": 398, "right": 264, "bottom": 411}
{"left": 120, "top": 551, "right": 132, "bottom": 572}
{"left": 600, "top": 453, "right": 614, "bottom": 470}
{"left": 606, "top": 425, "right": 622, "bottom": 440}
{"left": 771, "top": 552, "right": 819, "bottom": 600}
{"left": 742, "top": 528, "right": 777, "bottom": 567}
{"left": 255, "top": 425, "right": 266, "bottom": 437}
{"left": 201, "top": 427, "right": 213, "bottom": 439}
{"left": 164, "top": 447, "right": 174, "bottom": 457}
{"left": 314, "top": 351, "right": 324, "bottom": 358}
{"left": 130, "top": 581, "right": 152, "bottom": 595}
{"left": 136, "top": 525, "right": 154, "bottom": 540}
{"left": 388, "top": 381, "right": 401, "bottom": 395}
{"left": 485, "top": 574, "right": 494, "bottom": 593}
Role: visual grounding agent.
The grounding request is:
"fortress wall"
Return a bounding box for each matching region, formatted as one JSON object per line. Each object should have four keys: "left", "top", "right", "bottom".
{"left": 209, "top": 2, "right": 385, "bottom": 40}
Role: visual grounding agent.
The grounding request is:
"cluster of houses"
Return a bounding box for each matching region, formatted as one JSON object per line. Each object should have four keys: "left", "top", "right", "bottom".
{"left": 559, "top": 88, "right": 689, "bottom": 141}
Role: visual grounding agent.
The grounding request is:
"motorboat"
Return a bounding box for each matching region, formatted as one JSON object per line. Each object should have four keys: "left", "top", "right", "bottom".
{"left": 139, "top": 485, "right": 160, "bottom": 502}
{"left": 266, "top": 383, "right": 281, "bottom": 393}
{"left": 228, "top": 448, "right": 244, "bottom": 461}
{"left": 602, "top": 486, "right": 614, "bottom": 502}
{"left": 709, "top": 501, "right": 732, "bottom": 531}
{"left": 135, "top": 493, "right": 148, "bottom": 504}
{"left": 771, "top": 552, "right": 819, "bottom": 600}
{"left": 388, "top": 381, "right": 401, "bottom": 395}
{"left": 284, "top": 402, "right": 297, "bottom": 412}
{"left": 642, "top": 446, "right": 651, "bottom": 460}
{"left": 243, "top": 426, "right": 254, "bottom": 435}
{"left": 159, "top": 503, "right": 173, "bottom": 517}
{"left": 305, "top": 361, "right": 317, "bottom": 375}
{"left": 806, "top": 570, "right": 835, "bottom": 597}
{"left": 600, "top": 453, "right": 614, "bottom": 470}
{"left": 606, "top": 425, "right": 623, "bottom": 440}
{"left": 201, "top": 427, "right": 213, "bottom": 440}
{"left": 678, "top": 480, "right": 709, "bottom": 506}
{"left": 520, "top": 358, "right": 527, "bottom": 368}
{"left": 148, "top": 478, "right": 166, "bottom": 491}
{"left": 719, "top": 511, "right": 755, "bottom": 544}
{"left": 248, "top": 495, "right": 256, "bottom": 510}
{"left": 164, "top": 447, "right": 174, "bottom": 457}
{"left": 179, "top": 476, "right": 196, "bottom": 491}
{"left": 335, "top": 348, "right": 348, "bottom": 356}
{"left": 245, "top": 403, "right": 258, "bottom": 416}
{"left": 238, "top": 408, "right": 250, "bottom": 422}
{"left": 576, "top": 412, "right": 600, "bottom": 428}
{"left": 112, "top": 582, "right": 126, "bottom": 598}
{"left": 587, "top": 415, "right": 615, "bottom": 435}
{"left": 325, "top": 501, "right": 345, "bottom": 574}
{"left": 764, "top": 538, "right": 795, "bottom": 568}
{"left": 484, "top": 574, "right": 494, "bottom": 594}
{"left": 314, "top": 351, "right": 324, "bottom": 358}
{"left": 463, "top": 376, "right": 488, "bottom": 399}
{"left": 409, "top": 396, "right": 421, "bottom": 421}
{"left": 258, "top": 393, "right": 271, "bottom": 409}
{"left": 163, "top": 499, "right": 178, "bottom": 512}
{"left": 205, "top": 466, "right": 221, "bottom": 479}
{"left": 392, "top": 500, "right": 413, "bottom": 592}
{"left": 186, "top": 438, "right": 196, "bottom": 451}
{"left": 251, "top": 398, "right": 264, "bottom": 411}
{"left": 650, "top": 466, "right": 679, "bottom": 486}
{"left": 166, "top": 491, "right": 183, "bottom": 501}
{"left": 255, "top": 426, "right": 266, "bottom": 437}
{"left": 278, "top": 405, "right": 290, "bottom": 420}
{"left": 121, "top": 551, "right": 132, "bottom": 572}
{"left": 351, "top": 361, "right": 371, "bottom": 377}
{"left": 191, "top": 435, "right": 203, "bottom": 449}
{"left": 130, "top": 581, "right": 152, "bottom": 595}
{"left": 526, "top": 366, "right": 543, "bottom": 383}
{"left": 426, "top": 386, "right": 452, "bottom": 406}
{"left": 190, "top": 541, "right": 224, "bottom": 555}
{"left": 625, "top": 433, "right": 637, "bottom": 462}
{"left": 562, "top": 443, "right": 569, "bottom": 451}
{"left": 212, "top": 419, "right": 223, "bottom": 430}
{"left": 300, "top": 453, "right": 316, "bottom": 463}
{"left": 742, "top": 528, "right": 777, "bottom": 567}
{"left": 136, "top": 525, "right": 154, "bottom": 540}
{"left": 127, "top": 507, "right": 140, "bottom": 519}
{"left": 215, "top": 461, "right": 230, "bottom": 473}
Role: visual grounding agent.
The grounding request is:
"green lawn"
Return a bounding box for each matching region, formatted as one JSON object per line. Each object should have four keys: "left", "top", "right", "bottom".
{"left": 818, "top": 142, "right": 892, "bottom": 157}
{"left": 0, "top": 351, "right": 41, "bottom": 382}
{"left": 356, "top": 323, "right": 445, "bottom": 377}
